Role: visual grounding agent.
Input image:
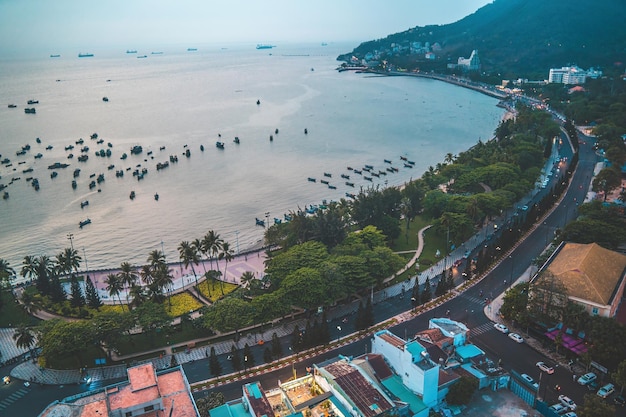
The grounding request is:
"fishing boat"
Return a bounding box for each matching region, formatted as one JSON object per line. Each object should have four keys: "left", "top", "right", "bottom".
{"left": 307, "top": 177, "right": 316, "bottom": 182}
{"left": 50, "top": 54, "right": 61, "bottom": 58}
{"left": 78, "top": 53, "right": 94, "bottom": 58}
{"left": 345, "top": 182, "right": 354, "bottom": 187}
{"left": 234, "top": 137, "right": 240, "bottom": 144}
{"left": 130, "top": 191, "right": 136, "bottom": 200}
{"left": 50, "top": 172, "right": 58, "bottom": 179}
{"left": 404, "top": 163, "right": 413, "bottom": 168}
{"left": 48, "top": 162, "right": 70, "bottom": 169}
{"left": 216, "top": 141, "right": 224, "bottom": 149}
{"left": 323, "top": 172, "right": 332, "bottom": 177}
{"left": 71, "top": 180, "right": 77, "bottom": 189}
{"left": 364, "top": 176, "right": 372, "bottom": 181}
{"left": 255, "top": 218, "right": 265, "bottom": 227}
{"left": 8, "top": 104, "right": 17, "bottom": 108}
{"left": 284, "top": 214, "right": 292, "bottom": 222}
{"left": 24, "top": 108, "right": 36, "bottom": 114}
{"left": 256, "top": 44, "right": 275, "bottom": 49}
{"left": 130, "top": 145, "right": 143, "bottom": 155}
{"left": 2, "top": 192, "right": 8, "bottom": 200}
{"left": 154, "top": 193, "right": 159, "bottom": 201}
{"left": 73, "top": 168, "right": 81, "bottom": 177}
{"left": 80, "top": 200, "right": 89, "bottom": 208}
{"left": 274, "top": 218, "right": 282, "bottom": 225}
{"left": 102, "top": 97, "right": 109, "bottom": 102}
{"left": 200, "top": 145, "right": 204, "bottom": 151}
{"left": 320, "top": 179, "right": 329, "bottom": 185}
{"left": 79, "top": 219, "right": 91, "bottom": 228}
{"left": 345, "top": 192, "right": 356, "bottom": 199}
{"left": 27, "top": 100, "right": 39, "bottom": 105}
{"left": 353, "top": 169, "right": 362, "bottom": 175}
{"left": 328, "top": 185, "right": 337, "bottom": 190}
{"left": 187, "top": 48, "right": 197, "bottom": 51}
{"left": 400, "top": 156, "right": 408, "bottom": 161}
{"left": 364, "top": 164, "right": 374, "bottom": 170}
{"left": 341, "top": 174, "right": 350, "bottom": 179}
{"left": 126, "top": 50, "right": 137, "bottom": 54}
{"left": 384, "top": 159, "right": 392, "bottom": 164}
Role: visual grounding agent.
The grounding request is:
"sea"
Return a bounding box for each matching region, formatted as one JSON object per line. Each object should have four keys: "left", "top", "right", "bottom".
{"left": 0, "top": 42, "right": 504, "bottom": 279}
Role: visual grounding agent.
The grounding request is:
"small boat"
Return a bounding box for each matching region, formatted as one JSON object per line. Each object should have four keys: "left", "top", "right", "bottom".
{"left": 364, "top": 176, "right": 372, "bottom": 181}
{"left": 187, "top": 48, "right": 197, "bottom": 51}
{"left": 256, "top": 44, "right": 275, "bottom": 49}
{"left": 407, "top": 160, "right": 415, "bottom": 165}
{"left": 45, "top": 145, "right": 53, "bottom": 150}
{"left": 73, "top": 168, "right": 81, "bottom": 177}
{"left": 304, "top": 128, "right": 308, "bottom": 134}
{"left": 345, "top": 192, "right": 355, "bottom": 199}
{"left": 97, "top": 139, "right": 104, "bottom": 144}
{"left": 130, "top": 191, "right": 136, "bottom": 200}
{"left": 328, "top": 185, "right": 337, "bottom": 190}
{"left": 362, "top": 167, "right": 371, "bottom": 172}
{"left": 274, "top": 218, "right": 282, "bottom": 225}
{"left": 80, "top": 200, "right": 89, "bottom": 208}
{"left": 107, "top": 164, "right": 115, "bottom": 170}
{"left": 71, "top": 180, "right": 77, "bottom": 189}
{"left": 137, "top": 55, "right": 147, "bottom": 59}
{"left": 275, "top": 128, "right": 279, "bottom": 134}
{"left": 76, "top": 138, "right": 84, "bottom": 145}
{"left": 378, "top": 170, "right": 387, "bottom": 176}
{"left": 323, "top": 172, "right": 332, "bottom": 178}
{"left": 307, "top": 177, "right": 316, "bottom": 182}
{"left": 115, "top": 170, "right": 124, "bottom": 177}
{"left": 27, "top": 100, "right": 39, "bottom": 105}
{"left": 364, "top": 164, "right": 373, "bottom": 170}
{"left": 121, "top": 153, "right": 128, "bottom": 160}
{"left": 130, "top": 145, "right": 142, "bottom": 155}
{"left": 400, "top": 156, "right": 408, "bottom": 161}
{"left": 89, "top": 180, "right": 96, "bottom": 189}
{"left": 234, "top": 137, "right": 240, "bottom": 144}
{"left": 320, "top": 179, "right": 329, "bottom": 185}
{"left": 404, "top": 163, "right": 413, "bottom": 168}
{"left": 65, "top": 145, "right": 74, "bottom": 151}
{"left": 2, "top": 191, "right": 8, "bottom": 200}
{"left": 77, "top": 154, "right": 88, "bottom": 162}
{"left": 384, "top": 159, "right": 392, "bottom": 164}
{"left": 345, "top": 182, "right": 354, "bottom": 187}
{"left": 185, "top": 149, "right": 190, "bottom": 157}
{"left": 269, "top": 135, "right": 273, "bottom": 141}
{"left": 386, "top": 167, "right": 394, "bottom": 173}
{"left": 151, "top": 51, "right": 163, "bottom": 55}
{"left": 8, "top": 104, "right": 17, "bottom": 108}
{"left": 107, "top": 142, "right": 113, "bottom": 148}
{"left": 81, "top": 146, "right": 89, "bottom": 153}
{"left": 255, "top": 217, "right": 265, "bottom": 227}
{"left": 371, "top": 172, "right": 380, "bottom": 177}
{"left": 50, "top": 172, "right": 58, "bottom": 179}
{"left": 154, "top": 193, "right": 159, "bottom": 201}
{"left": 353, "top": 169, "right": 362, "bottom": 175}
{"left": 35, "top": 138, "right": 41, "bottom": 143}
{"left": 347, "top": 166, "right": 353, "bottom": 171}
{"left": 50, "top": 54, "right": 61, "bottom": 58}
{"left": 216, "top": 141, "right": 225, "bottom": 149}
{"left": 24, "top": 108, "right": 36, "bottom": 114}
{"left": 284, "top": 214, "right": 292, "bottom": 222}
{"left": 102, "top": 97, "right": 109, "bottom": 102}
{"left": 23, "top": 167, "right": 34, "bottom": 173}
{"left": 126, "top": 50, "right": 137, "bottom": 54}
{"left": 78, "top": 53, "right": 94, "bottom": 58}
{"left": 48, "top": 162, "right": 70, "bottom": 169}
{"left": 200, "top": 145, "right": 204, "bottom": 151}
{"left": 79, "top": 219, "right": 91, "bottom": 228}
{"left": 97, "top": 173, "right": 105, "bottom": 183}
{"left": 90, "top": 173, "right": 96, "bottom": 178}
{"left": 156, "top": 161, "right": 169, "bottom": 170}
{"left": 341, "top": 174, "right": 350, "bottom": 179}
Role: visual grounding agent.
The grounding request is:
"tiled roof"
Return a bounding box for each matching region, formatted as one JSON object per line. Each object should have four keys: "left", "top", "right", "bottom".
{"left": 546, "top": 242, "right": 626, "bottom": 305}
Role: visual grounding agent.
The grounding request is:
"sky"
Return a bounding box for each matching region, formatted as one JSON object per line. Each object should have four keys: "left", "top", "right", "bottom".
{"left": 0, "top": 0, "right": 492, "bottom": 52}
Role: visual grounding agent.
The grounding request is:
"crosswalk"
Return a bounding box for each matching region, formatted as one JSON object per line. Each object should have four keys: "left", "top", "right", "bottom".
{"left": 470, "top": 322, "right": 496, "bottom": 337}
{"left": 0, "top": 387, "right": 29, "bottom": 412}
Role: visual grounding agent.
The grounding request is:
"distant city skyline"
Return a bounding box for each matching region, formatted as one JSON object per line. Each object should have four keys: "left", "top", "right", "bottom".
{"left": 0, "top": 0, "right": 492, "bottom": 53}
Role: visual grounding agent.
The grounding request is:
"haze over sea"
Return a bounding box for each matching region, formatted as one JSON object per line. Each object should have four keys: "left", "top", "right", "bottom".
{"left": 0, "top": 42, "right": 503, "bottom": 276}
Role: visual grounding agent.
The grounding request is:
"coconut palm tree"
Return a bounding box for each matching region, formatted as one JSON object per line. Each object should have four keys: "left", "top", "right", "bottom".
{"left": 20, "top": 256, "right": 38, "bottom": 281}
{"left": 218, "top": 242, "right": 234, "bottom": 295}
{"left": 192, "top": 238, "right": 208, "bottom": 277}
{"left": 178, "top": 240, "right": 200, "bottom": 287}
{"left": 202, "top": 230, "right": 223, "bottom": 272}
{"left": 139, "top": 264, "right": 154, "bottom": 286}
{"left": 105, "top": 273, "right": 124, "bottom": 309}
{"left": 56, "top": 247, "right": 82, "bottom": 276}
{"left": 12, "top": 324, "right": 36, "bottom": 359}
{"left": 152, "top": 263, "right": 174, "bottom": 305}
{"left": 0, "top": 258, "right": 15, "bottom": 290}
{"left": 118, "top": 262, "right": 138, "bottom": 297}
{"left": 240, "top": 271, "right": 255, "bottom": 294}
{"left": 128, "top": 284, "right": 147, "bottom": 310}
{"left": 20, "top": 291, "right": 39, "bottom": 316}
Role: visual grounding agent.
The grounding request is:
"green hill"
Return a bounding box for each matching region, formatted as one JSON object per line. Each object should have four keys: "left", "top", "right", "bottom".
{"left": 339, "top": 0, "right": 626, "bottom": 78}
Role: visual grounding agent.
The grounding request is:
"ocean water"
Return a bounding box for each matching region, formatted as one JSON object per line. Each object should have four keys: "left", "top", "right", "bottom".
{"left": 0, "top": 42, "right": 504, "bottom": 274}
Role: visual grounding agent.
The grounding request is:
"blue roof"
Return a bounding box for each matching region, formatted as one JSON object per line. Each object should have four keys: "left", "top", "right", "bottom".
{"left": 406, "top": 340, "right": 425, "bottom": 359}
{"left": 329, "top": 395, "right": 352, "bottom": 417}
{"left": 246, "top": 382, "right": 263, "bottom": 399}
{"left": 209, "top": 403, "right": 251, "bottom": 417}
{"left": 455, "top": 344, "right": 484, "bottom": 359}
{"left": 381, "top": 375, "right": 427, "bottom": 414}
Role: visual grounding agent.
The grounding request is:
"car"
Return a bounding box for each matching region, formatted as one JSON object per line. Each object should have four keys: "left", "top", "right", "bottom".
{"left": 614, "top": 395, "right": 625, "bottom": 406}
{"left": 508, "top": 332, "right": 524, "bottom": 343}
{"left": 597, "top": 383, "right": 615, "bottom": 398}
{"left": 577, "top": 372, "right": 597, "bottom": 386}
{"left": 536, "top": 361, "right": 555, "bottom": 374}
{"left": 558, "top": 395, "right": 577, "bottom": 410}
{"left": 563, "top": 412, "right": 577, "bottom": 417}
{"left": 548, "top": 404, "right": 568, "bottom": 414}
{"left": 521, "top": 205, "right": 529, "bottom": 211}
{"left": 2, "top": 376, "right": 10, "bottom": 384}
{"left": 520, "top": 374, "right": 539, "bottom": 389}
{"left": 494, "top": 323, "right": 509, "bottom": 334}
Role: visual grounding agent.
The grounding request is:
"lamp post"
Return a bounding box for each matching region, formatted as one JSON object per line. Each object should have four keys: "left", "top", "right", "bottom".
{"left": 67, "top": 233, "right": 75, "bottom": 250}
{"left": 336, "top": 326, "right": 342, "bottom": 342}
{"left": 264, "top": 211, "right": 270, "bottom": 230}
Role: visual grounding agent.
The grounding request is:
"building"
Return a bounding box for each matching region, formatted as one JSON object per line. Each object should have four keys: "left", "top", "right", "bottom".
{"left": 456, "top": 50, "right": 480, "bottom": 71}
{"left": 38, "top": 363, "right": 199, "bottom": 417}
{"left": 533, "top": 242, "right": 626, "bottom": 317}
{"left": 548, "top": 66, "right": 603, "bottom": 85}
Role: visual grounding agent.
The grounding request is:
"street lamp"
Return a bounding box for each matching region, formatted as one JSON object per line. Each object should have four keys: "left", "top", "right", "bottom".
{"left": 336, "top": 326, "right": 342, "bottom": 342}
{"left": 265, "top": 212, "right": 270, "bottom": 230}
{"left": 67, "top": 233, "right": 75, "bottom": 250}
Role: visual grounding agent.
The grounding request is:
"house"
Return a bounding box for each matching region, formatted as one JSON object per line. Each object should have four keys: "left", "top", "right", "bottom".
{"left": 533, "top": 242, "right": 626, "bottom": 318}
{"left": 38, "top": 363, "right": 199, "bottom": 417}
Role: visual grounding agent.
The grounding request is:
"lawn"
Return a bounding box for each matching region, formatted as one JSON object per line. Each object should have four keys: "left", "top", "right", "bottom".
{"left": 196, "top": 280, "right": 238, "bottom": 302}
{"left": 165, "top": 292, "right": 204, "bottom": 317}
{"left": 391, "top": 216, "right": 432, "bottom": 253}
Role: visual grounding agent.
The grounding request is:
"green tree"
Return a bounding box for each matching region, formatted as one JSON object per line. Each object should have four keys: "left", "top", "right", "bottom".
{"left": 592, "top": 167, "right": 622, "bottom": 201}
{"left": 202, "top": 297, "right": 253, "bottom": 333}
{"left": 218, "top": 242, "right": 234, "bottom": 295}
{"left": 421, "top": 277, "right": 432, "bottom": 304}
{"left": 105, "top": 273, "right": 124, "bottom": 309}
{"left": 0, "top": 258, "right": 15, "bottom": 291}
{"left": 48, "top": 273, "right": 66, "bottom": 303}
{"left": 132, "top": 302, "right": 171, "bottom": 341}
{"left": 271, "top": 332, "right": 283, "bottom": 359}
{"left": 231, "top": 345, "right": 242, "bottom": 371}
{"left": 84, "top": 276, "right": 102, "bottom": 308}
{"left": 92, "top": 310, "right": 134, "bottom": 357}
{"left": 577, "top": 393, "right": 615, "bottom": 417}
{"left": 446, "top": 376, "right": 478, "bottom": 405}
{"left": 263, "top": 347, "right": 273, "bottom": 363}
{"left": 612, "top": 359, "right": 626, "bottom": 395}
{"left": 118, "top": 262, "right": 138, "bottom": 297}
{"left": 37, "top": 319, "right": 95, "bottom": 367}
{"left": 281, "top": 267, "right": 328, "bottom": 310}
{"left": 195, "top": 392, "right": 225, "bottom": 417}
{"left": 209, "top": 346, "right": 222, "bottom": 377}
{"left": 69, "top": 275, "right": 85, "bottom": 308}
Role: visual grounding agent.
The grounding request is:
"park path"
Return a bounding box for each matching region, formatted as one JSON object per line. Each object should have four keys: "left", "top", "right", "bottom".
{"left": 384, "top": 225, "right": 432, "bottom": 284}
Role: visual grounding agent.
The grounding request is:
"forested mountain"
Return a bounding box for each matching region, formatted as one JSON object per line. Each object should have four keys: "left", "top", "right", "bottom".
{"left": 339, "top": 0, "right": 626, "bottom": 79}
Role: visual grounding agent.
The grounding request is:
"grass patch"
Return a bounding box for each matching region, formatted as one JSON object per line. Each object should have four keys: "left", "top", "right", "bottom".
{"left": 165, "top": 292, "right": 204, "bottom": 317}
{"left": 45, "top": 344, "right": 106, "bottom": 370}
{"left": 0, "top": 290, "right": 39, "bottom": 327}
{"left": 196, "top": 280, "right": 238, "bottom": 302}
{"left": 391, "top": 216, "right": 432, "bottom": 253}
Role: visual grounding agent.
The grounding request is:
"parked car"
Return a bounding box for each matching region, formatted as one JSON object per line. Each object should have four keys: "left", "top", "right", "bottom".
{"left": 563, "top": 412, "right": 577, "bottom": 417}
{"left": 614, "top": 395, "right": 625, "bottom": 406}
{"left": 577, "top": 372, "right": 597, "bottom": 386}
{"left": 494, "top": 323, "right": 509, "bottom": 334}
{"left": 508, "top": 333, "right": 524, "bottom": 343}
{"left": 558, "top": 395, "right": 577, "bottom": 410}
{"left": 548, "top": 403, "right": 568, "bottom": 414}
{"left": 597, "top": 383, "right": 615, "bottom": 398}
{"left": 521, "top": 374, "right": 539, "bottom": 389}
{"left": 536, "top": 361, "right": 555, "bottom": 374}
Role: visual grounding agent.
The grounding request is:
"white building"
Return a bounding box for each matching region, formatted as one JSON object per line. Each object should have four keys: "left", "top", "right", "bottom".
{"left": 371, "top": 330, "right": 439, "bottom": 407}
{"left": 548, "top": 65, "right": 603, "bottom": 85}
{"left": 457, "top": 50, "right": 480, "bottom": 71}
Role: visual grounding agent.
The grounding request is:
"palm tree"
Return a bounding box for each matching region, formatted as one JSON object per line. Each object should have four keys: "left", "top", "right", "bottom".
{"left": 178, "top": 240, "right": 200, "bottom": 287}
{"left": 56, "top": 247, "right": 81, "bottom": 276}
{"left": 218, "top": 242, "right": 234, "bottom": 295}
{"left": 105, "top": 273, "right": 124, "bottom": 309}
{"left": 152, "top": 263, "right": 174, "bottom": 305}
{"left": 240, "top": 271, "right": 255, "bottom": 294}
{"left": 20, "top": 255, "right": 38, "bottom": 281}
{"left": 20, "top": 291, "right": 39, "bottom": 316}
{"left": 139, "top": 264, "right": 154, "bottom": 286}
{"left": 192, "top": 238, "right": 208, "bottom": 278}
{"left": 0, "top": 258, "right": 15, "bottom": 290}
{"left": 12, "top": 324, "right": 36, "bottom": 360}
{"left": 202, "top": 230, "right": 223, "bottom": 272}
{"left": 128, "top": 284, "right": 147, "bottom": 310}
{"left": 118, "top": 262, "right": 138, "bottom": 297}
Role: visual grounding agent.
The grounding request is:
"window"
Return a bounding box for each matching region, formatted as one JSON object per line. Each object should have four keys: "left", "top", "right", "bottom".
{"left": 144, "top": 405, "right": 155, "bottom": 412}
